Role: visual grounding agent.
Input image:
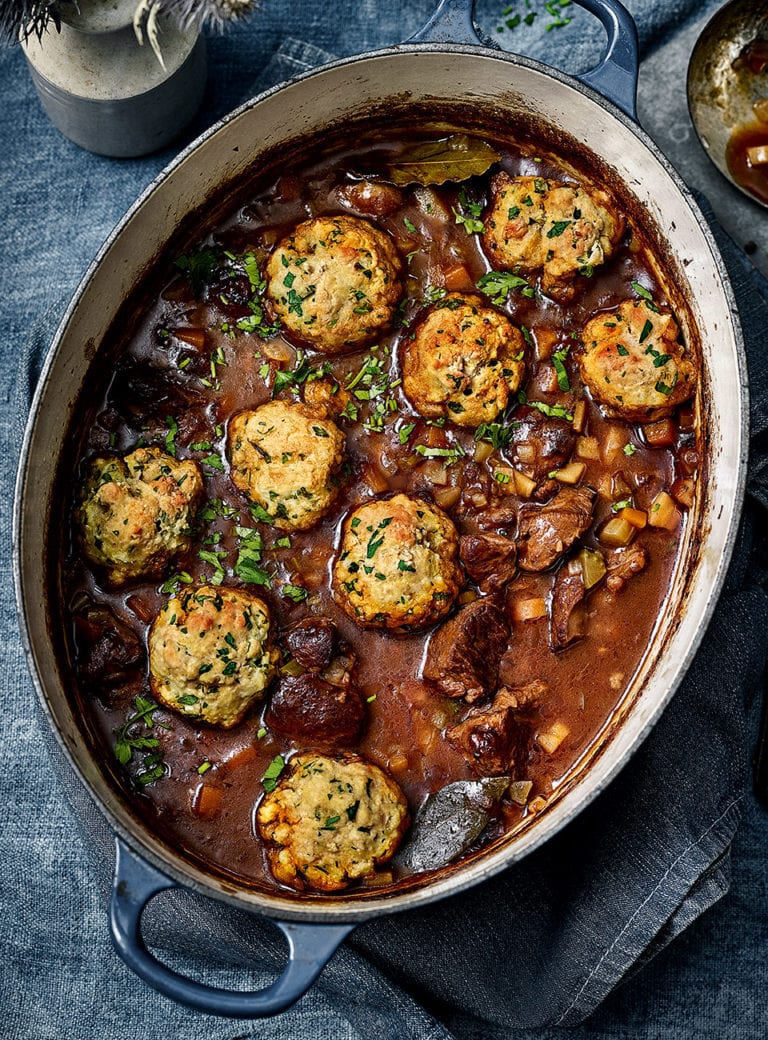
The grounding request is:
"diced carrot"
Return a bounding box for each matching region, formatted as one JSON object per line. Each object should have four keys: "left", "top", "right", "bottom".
{"left": 126, "top": 594, "right": 155, "bottom": 623}
{"left": 533, "top": 327, "right": 558, "bottom": 360}
{"left": 172, "top": 327, "right": 207, "bottom": 350}
{"left": 671, "top": 477, "right": 695, "bottom": 509}
{"left": 511, "top": 597, "right": 548, "bottom": 623}
{"left": 360, "top": 463, "right": 388, "bottom": 494}
{"left": 678, "top": 406, "right": 695, "bottom": 430}
{"left": 643, "top": 418, "right": 677, "bottom": 447}
{"left": 458, "top": 589, "right": 479, "bottom": 606}
{"left": 443, "top": 263, "right": 473, "bottom": 291}
{"left": 747, "top": 144, "right": 768, "bottom": 165}
{"left": 193, "top": 784, "right": 222, "bottom": 818}
{"left": 619, "top": 506, "right": 647, "bottom": 529}
{"left": 225, "top": 745, "right": 257, "bottom": 772}
{"left": 388, "top": 753, "right": 409, "bottom": 775}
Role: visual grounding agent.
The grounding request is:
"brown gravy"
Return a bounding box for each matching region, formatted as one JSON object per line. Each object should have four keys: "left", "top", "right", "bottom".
{"left": 58, "top": 129, "right": 699, "bottom": 898}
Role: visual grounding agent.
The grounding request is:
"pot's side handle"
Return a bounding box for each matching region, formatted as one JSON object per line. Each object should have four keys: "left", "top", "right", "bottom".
{"left": 407, "top": 0, "right": 485, "bottom": 46}
{"left": 574, "top": 0, "right": 638, "bottom": 121}
{"left": 408, "top": 0, "right": 638, "bottom": 122}
{"left": 109, "top": 839, "right": 355, "bottom": 1018}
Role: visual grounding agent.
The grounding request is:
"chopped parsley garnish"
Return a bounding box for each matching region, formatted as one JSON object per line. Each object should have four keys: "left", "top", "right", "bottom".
{"left": 262, "top": 755, "right": 285, "bottom": 793}
{"left": 164, "top": 416, "right": 179, "bottom": 457}
{"left": 623, "top": 443, "right": 638, "bottom": 456}
{"left": 403, "top": 217, "right": 417, "bottom": 233}
{"left": 174, "top": 247, "right": 218, "bottom": 296}
{"left": 452, "top": 187, "right": 485, "bottom": 234}
{"left": 273, "top": 350, "right": 332, "bottom": 397}
{"left": 398, "top": 422, "right": 416, "bottom": 444}
{"left": 552, "top": 347, "right": 570, "bottom": 391}
{"left": 414, "top": 442, "right": 466, "bottom": 465}
{"left": 518, "top": 391, "right": 573, "bottom": 422}
{"left": 546, "top": 220, "right": 572, "bottom": 238}
{"left": 199, "top": 548, "right": 226, "bottom": 586}
{"left": 281, "top": 584, "right": 308, "bottom": 602}
{"left": 476, "top": 270, "right": 534, "bottom": 304}
{"left": 160, "top": 571, "right": 194, "bottom": 594}
{"left": 234, "top": 526, "right": 271, "bottom": 587}
{"left": 639, "top": 319, "right": 653, "bottom": 343}
{"left": 114, "top": 696, "right": 170, "bottom": 787}
{"left": 475, "top": 421, "right": 515, "bottom": 450}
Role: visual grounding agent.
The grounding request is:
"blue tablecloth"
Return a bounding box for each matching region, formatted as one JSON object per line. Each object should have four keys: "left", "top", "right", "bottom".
{"left": 3, "top": 2, "right": 768, "bottom": 1037}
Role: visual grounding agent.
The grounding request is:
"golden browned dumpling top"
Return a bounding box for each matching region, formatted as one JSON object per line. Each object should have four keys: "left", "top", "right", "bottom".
{"left": 265, "top": 215, "right": 403, "bottom": 353}
{"left": 78, "top": 446, "right": 203, "bottom": 586}
{"left": 149, "top": 585, "right": 277, "bottom": 728}
{"left": 227, "top": 400, "right": 346, "bottom": 530}
{"left": 402, "top": 292, "right": 525, "bottom": 428}
{"left": 332, "top": 493, "right": 462, "bottom": 631}
{"left": 256, "top": 752, "right": 409, "bottom": 891}
{"left": 578, "top": 299, "right": 696, "bottom": 421}
{"left": 482, "top": 172, "right": 625, "bottom": 302}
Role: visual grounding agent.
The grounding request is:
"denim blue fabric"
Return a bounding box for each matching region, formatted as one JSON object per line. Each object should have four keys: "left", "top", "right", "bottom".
{"left": 3, "top": 2, "right": 768, "bottom": 1038}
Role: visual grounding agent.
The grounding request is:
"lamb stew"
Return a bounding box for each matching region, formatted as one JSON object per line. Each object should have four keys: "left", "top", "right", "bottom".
{"left": 58, "top": 125, "right": 701, "bottom": 899}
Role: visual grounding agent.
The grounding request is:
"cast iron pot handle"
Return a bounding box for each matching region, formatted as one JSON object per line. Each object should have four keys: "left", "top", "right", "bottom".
{"left": 409, "top": 0, "right": 638, "bottom": 120}
{"left": 110, "top": 838, "right": 355, "bottom": 1018}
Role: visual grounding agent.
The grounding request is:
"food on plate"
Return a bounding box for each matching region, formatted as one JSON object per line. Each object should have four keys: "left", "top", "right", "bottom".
{"left": 256, "top": 752, "right": 409, "bottom": 891}
{"left": 482, "top": 172, "right": 625, "bottom": 301}
{"left": 77, "top": 446, "right": 203, "bottom": 585}
{"left": 59, "top": 126, "right": 702, "bottom": 897}
{"left": 227, "top": 401, "right": 345, "bottom": 530}
{"left": 578, "top": 299, "right": 696, "bottom": 420}
{"left": 265, "top": 214, "right": 403, "bottom": 352}
{"left": 332, "top": 493, "right": 462, "bottom": 630}
{"left": 149, "top": 585, "right": 277, "bottom": 728}
{"left": 402, "top": 292, "right": 525, "bottom": 427}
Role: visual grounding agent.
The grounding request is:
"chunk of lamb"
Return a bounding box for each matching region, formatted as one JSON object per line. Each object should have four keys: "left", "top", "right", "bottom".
{"left": 447, "top": 681, "right": 546, "bottom": 776}
{"left": 511, "top": 406, "right": 577, "bottom": 481}
{"left": 423, "top": 597, "right": 510, "bottom": 703}
{"left": 460, "top": 533, "right": 517, "bottom": 590}
{"left": 265, "top": 674, "right": 366, "bottom": 745}
{"left": 550, "top": 560, "right": 586, "bottom": 650}
{"left": 334, "top": 179, "right": 405, "bottom": 217}
{"left": 517, "top": 486, "right": 595, "bottom": 572}
{"left": 284, "top": 617, "right": 336, "bottom": 671}
{"left": 606, "top": 543, "right": 648, "bottom": 592}
{"left": 73, "top": 607, "right": 144, "bottom": 686}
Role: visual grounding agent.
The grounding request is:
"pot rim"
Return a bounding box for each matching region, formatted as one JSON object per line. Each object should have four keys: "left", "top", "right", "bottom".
{"left": 13, "top": 41, "right": 749, "bottom": 924}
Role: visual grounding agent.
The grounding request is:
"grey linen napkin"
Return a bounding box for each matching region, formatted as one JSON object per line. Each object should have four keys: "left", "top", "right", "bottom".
{"left": 4, "top": 23, "right": 768, "bottom": 1040}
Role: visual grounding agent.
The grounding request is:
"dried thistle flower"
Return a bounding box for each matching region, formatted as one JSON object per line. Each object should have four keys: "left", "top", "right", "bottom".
{"left": 0, "top": 0, "right": 63, "bottom": 44}
{"left": 0, "top": 0, "right": 258, "bottom": 47}
{"left": 151, "top": 0, "right": 258, "bottom": 33}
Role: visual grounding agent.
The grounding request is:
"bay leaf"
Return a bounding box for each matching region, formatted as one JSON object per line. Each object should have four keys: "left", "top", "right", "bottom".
{"left": 387, "top": 134, "right": 501, "bottom": 187}
{"left": 395, "top": 776, "right": 510, "bottom": 873}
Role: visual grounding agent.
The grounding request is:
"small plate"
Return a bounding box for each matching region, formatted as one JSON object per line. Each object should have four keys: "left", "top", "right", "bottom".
{"left": 687, "top": 0, "right": 768, "bottom": 207}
